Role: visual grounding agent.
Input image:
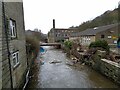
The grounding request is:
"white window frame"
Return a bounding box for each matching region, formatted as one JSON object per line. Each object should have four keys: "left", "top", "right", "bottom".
{"left": 113, "top": 40, "right": 117, "bottom": 44}
{"left": 108, "top": 35, "right": 112, "bottom": 39}
{"left": 9, "top": 19, "right": 17, "bottom": 38}
{"left": 12, "top": 51, "right": 19, "bottom": 68}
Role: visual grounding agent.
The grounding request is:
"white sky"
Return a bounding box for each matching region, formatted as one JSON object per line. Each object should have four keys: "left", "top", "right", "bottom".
{"left": 23, "top": 0, "right": 120, "bottom": 34}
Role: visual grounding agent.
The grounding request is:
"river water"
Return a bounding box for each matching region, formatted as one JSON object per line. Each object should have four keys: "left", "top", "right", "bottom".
{"left": 26, "top": 46, "right": 119, "bottom": 88}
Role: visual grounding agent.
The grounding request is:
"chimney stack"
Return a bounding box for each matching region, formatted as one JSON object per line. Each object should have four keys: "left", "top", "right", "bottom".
{"left": 53, "top": 19, "right": 55, "bottom": 29}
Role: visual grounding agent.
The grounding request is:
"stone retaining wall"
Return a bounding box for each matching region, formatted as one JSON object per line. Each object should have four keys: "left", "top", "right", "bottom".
{"left": 81, "top": 51, "right": 120, "bottom": 85}
{"left": 62, "top": 43, "right": 120, "bottom": 85}
{"left": 100, "top": 59, "right": 120, "bottom": 84}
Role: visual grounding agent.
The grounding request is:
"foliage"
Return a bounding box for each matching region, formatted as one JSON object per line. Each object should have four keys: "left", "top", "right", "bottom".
{"left": 89, "top": 40, "right": 110, "bottom": 53}
{"left": 33, "top": 31, "right": 41, "bottom": 41}
{"left": 26, "top": 32, "right": 40, "bottom": 58}
{"left": 26, "top": 30, "right": 47, "bottom": 42}
{"left": 64, "top": 40, "right": 73, "bottom": 49}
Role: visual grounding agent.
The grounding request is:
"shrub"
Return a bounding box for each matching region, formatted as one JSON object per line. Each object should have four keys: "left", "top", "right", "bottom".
{"left": 26, "top": 36, "right": 39, "bottom": 58}
{"left": 64, "top": 40, "right": 73, "bottom": 49}
{"left": 89, "top": 40, "right": 110, "bottom": 53}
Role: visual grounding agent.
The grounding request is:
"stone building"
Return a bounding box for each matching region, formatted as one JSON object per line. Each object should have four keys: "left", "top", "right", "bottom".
{"left": 72, "top": 23, "right": 119, "bottom": 53}
{"left": 0, "top": 0, "right": 27, "bottom": 89}
{"left": 48, "top": 28, "right": 79, "bottom": 43}
{"left": 48, "top": 19, "right": 79, "bottom": 43}
{"left": 78, "top": 23, "right": 119, "bottom": 47}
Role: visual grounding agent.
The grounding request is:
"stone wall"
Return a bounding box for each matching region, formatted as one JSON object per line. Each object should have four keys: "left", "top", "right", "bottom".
{"left": 100, "top": 59, "right": 120, "bottom": 84}
{"left": 83, "top": 51, "right": 120, "bottom": 85}
{"left": 63, "top": 43, "right": 120, "bottom": 85}
{"left": 0, "top": 1, "right": 2, "bottom": 89}
{"left": 1, "top": 1, "right": 27, "bottom": 88}
{"left": 2, "top": 2, "right": 11, "bottom": 87}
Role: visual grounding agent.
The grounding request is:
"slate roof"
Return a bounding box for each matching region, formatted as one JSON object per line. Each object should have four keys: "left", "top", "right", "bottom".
{"left": 78, "top": 23, "right": 118, "bottom": 36}
{"left": 54, "top": 28, "right": 78, "bottom": 31}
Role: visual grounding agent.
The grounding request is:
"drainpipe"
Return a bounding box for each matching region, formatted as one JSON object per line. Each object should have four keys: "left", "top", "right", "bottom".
{"left": 118, "top": 3, "right": 120, "bottom": 54}
{"left": 22, "top": 44, "right": 31, "bottom": 89}
{"left": 2, "top": 1, "right": 13, "bottom": 89}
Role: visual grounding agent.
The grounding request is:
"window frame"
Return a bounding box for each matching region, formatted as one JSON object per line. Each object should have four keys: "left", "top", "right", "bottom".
{"left": 108, "top": 35, "right": 112, "bottom": 39}
{"left": 9, "top": 19, "right": 17, "bottom": 39}
{"left": 113, "top": 40, "right": 117, "bottom": 44}
{"left": 12, "top": 50, "right": 19, "bottom": 68}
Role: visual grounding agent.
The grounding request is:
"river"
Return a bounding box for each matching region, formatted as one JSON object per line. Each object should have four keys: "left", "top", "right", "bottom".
{"left": 26, "top": 46, "right": 119, "bottom": 88}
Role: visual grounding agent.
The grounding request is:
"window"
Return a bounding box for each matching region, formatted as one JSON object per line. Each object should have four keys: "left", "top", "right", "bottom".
{"left": 117, "top": 38, "right": 120, "bottom": 48}
{"left": 88, "top": 38, "right": 90, "bottom": 41}
{"left": 101, "top": 35, "right": 105, "bottom": 38}
{"left": 113, "top": 40, "right": 117, "bottom": 44}
{"left": 12, "top": 51, "right": 19, "bottom": 68}
{"left": 9, "top": 19, "right": 17, "bottom": 38}
{"left": 56, "top": 34, "right": 57, "bottom": 37}
{"left": 108, "top": 35, "right": 112, "bottom": 39}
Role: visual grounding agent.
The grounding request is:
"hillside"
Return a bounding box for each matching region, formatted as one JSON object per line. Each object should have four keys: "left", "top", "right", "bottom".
{"left": 70, "top": 8, "right": 119, "bottom": 31}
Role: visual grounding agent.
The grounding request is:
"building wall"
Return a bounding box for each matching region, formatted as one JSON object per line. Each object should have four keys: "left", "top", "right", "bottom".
{"left": 2, "top": 2, "right": 12, "bottom": 87}
{"left": 80, "top": 35, "right": 95, "bottom": 46}
{"left": 48, "top": 29, "right": 55, "bottom": 43}
{"left": 0, "top": 1, "right": 2, "bottom": 89}
{"left": 2, "top": 1, "right": 27, "bottom": 88}
{"left": 79, "top": 25, "right": 118, "bottom": 48}
{"left": 96, "top": 26, "right": 118, "bottom": 46}
{"left": 69, "top": 37, "right": 80, "bottom": 42}
{"left": 48, "top": 28, "right": 79, "bottom": 43}
{"left": 54, "top": 29, "right": 77, "bottom": 42}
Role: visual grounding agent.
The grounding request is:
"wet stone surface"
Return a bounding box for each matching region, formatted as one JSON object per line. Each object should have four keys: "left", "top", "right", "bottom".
{"left": 26, "top": 46, "right": 119, "bottom": 88}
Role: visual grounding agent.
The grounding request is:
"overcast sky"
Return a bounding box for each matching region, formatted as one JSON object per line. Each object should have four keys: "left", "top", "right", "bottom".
{"left": 23, "top": 0, "right": 119, "bottom": 34}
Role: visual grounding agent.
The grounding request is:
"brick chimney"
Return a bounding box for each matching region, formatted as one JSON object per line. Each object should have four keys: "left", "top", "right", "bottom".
{"left": 53, "top": 19, "right": 55, "bottom": 29}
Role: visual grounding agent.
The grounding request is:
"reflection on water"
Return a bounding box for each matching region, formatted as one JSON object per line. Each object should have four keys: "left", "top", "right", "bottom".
{"left": 26, "top": 46, "right": 119, "bottom": 88}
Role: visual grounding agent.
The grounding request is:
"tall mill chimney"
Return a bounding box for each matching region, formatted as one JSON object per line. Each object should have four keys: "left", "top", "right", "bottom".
{"left": 53, "top": 19, "right": 55, "bottom": 29}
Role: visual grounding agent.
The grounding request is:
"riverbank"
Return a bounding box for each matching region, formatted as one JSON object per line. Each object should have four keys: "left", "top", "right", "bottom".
{"left": 25, "top": 53, "right": 42, "bottom": 89}
{"left": 61, "top": 44, "right": 120, "bottom": 86}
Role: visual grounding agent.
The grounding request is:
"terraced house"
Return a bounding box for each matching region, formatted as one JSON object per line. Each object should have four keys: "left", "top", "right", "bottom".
{"left": 0, "top": 0, "right": 27, "bottom": 89}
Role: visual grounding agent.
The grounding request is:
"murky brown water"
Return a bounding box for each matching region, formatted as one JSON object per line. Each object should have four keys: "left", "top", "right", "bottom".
{"left": 26, "top": 46, "right": 119, "bottom": 88}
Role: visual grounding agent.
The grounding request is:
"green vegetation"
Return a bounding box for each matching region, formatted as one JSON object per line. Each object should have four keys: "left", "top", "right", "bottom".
{"left": 89, "top": 40, "right": 110, "bottom": 53}
{"left": 26, "top": 37, "right": 39, "bottom": 58}
{"left": 26, "top": 31, "right": 40, "bottom": 58}
{"left": 64, "top": 40, "right": 73, "bottom": 49}
{"left": 26, "top": 30, "right": 47, "bottom": 58}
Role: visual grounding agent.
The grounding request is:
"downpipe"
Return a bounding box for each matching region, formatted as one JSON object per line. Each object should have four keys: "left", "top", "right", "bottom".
{"left": 2, "top": 1, "right": 13, "bottom": 89}
{"left": 22, "top": 69, "right": 30, "bottom": 90}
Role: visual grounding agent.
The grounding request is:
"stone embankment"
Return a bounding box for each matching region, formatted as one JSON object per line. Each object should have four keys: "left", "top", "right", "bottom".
{"left": 83, "top": 50, "right": 120, "bottom": 85}
{"left": 62, "top": 44, "right": 120, "bottom": 85}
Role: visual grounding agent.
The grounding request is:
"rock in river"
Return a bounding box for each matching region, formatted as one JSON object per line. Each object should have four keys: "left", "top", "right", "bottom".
{"left": 49, "top": 59, "right": 62, "bottom": 64}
